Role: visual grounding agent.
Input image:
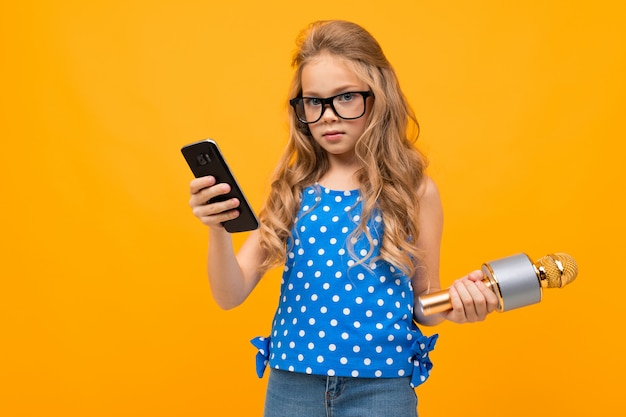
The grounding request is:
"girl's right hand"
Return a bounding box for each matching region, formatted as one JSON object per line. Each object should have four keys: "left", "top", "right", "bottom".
{"left": 188, "top": 176, "right": 241, "bottom": 228}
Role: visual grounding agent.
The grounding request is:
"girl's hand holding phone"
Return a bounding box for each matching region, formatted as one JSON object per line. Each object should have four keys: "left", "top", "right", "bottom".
{"left": 182, "top": 139, "right": 259, "bottom": 233}
{"left": 189, "top": 176, "right": 242, "bottom": 229}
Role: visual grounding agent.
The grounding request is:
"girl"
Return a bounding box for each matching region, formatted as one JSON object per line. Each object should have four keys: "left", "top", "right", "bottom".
{"left": 189, "top": 20, "right": 498, "bottom": 417}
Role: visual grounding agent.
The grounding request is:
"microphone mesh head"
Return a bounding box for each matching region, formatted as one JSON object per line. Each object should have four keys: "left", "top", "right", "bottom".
{"left": 536, "top": 253, "right": 578, "bottom": 288}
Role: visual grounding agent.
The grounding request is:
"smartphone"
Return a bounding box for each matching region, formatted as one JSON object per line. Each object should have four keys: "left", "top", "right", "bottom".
{"left": 181, "top": 139, "right": 259, "bottom": 233}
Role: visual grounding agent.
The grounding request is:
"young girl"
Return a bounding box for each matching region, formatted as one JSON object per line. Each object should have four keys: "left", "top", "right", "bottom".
{"left": 189, "top": 20, "right": 498, "bottom": 417}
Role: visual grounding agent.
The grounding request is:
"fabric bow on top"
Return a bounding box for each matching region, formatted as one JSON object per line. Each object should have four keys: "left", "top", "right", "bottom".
{"left": 409, "top": 333, "right": 439, "bottom": 388}
{"left": 251, "top": 336, "right": 271, "bottom": 378}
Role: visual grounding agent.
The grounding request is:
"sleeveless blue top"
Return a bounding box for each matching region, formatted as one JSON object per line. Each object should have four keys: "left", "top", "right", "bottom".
{"left": 252, "top": 184, "right": 437, "bottom": 388}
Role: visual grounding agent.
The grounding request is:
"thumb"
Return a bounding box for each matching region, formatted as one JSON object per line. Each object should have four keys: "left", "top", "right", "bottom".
{"left": 466, "top": 269, "right": 485, "bottom": 282}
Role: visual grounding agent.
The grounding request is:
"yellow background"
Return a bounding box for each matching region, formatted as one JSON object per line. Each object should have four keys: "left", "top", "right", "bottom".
{"left": 1, "top": 1, "right": 624, "bottom": 416}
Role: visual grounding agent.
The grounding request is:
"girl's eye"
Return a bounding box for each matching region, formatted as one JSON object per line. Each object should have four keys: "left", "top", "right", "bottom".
{"left": 304, "top": 98, "right": 321, "bottom": 106}
{"left": 338, "top": 93, "right": 355, "bottom": 102}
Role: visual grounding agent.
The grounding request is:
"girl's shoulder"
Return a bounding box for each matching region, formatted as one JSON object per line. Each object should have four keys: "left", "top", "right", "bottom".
{"left": 417, "top": 176, "right": 443, "bottom": 221}
{"left": 418, "top": 176, "right": 442, "bottom": 208}
{"left": 418, "top": 176, "right": 439, "bottom": 198}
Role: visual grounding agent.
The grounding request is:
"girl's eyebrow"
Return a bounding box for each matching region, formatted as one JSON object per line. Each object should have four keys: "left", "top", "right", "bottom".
{"left": 302, "top": 85, "right": 365, "bottom": 97}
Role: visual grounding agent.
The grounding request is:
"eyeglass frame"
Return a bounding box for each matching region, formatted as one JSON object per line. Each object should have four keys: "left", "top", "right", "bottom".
{"left": 289, "top": 91, "right": 373, "bottom": 124}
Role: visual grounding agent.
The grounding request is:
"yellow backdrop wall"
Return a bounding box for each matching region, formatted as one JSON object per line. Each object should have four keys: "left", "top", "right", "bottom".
{"left": 1, "top": 1, "right": 624, "bottom": 416}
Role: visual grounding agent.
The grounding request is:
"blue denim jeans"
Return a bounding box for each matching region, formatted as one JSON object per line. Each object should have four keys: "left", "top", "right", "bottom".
{"left": 263, "top": 369, "right": 418, "bottom": 417}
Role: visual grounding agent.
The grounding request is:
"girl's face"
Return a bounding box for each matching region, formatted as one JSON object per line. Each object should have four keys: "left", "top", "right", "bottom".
{"left": 300, "top": 53, "right": 371, "bottom": 162}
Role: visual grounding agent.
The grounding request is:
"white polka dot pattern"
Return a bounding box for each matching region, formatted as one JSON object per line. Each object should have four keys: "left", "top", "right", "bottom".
{"left": 261, "top": 184, "right": 431, "bottom": 380}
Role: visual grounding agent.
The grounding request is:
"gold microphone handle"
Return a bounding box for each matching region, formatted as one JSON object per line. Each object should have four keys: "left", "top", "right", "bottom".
{"left": 418, "top": 290, "right": 453, "bottom": 316}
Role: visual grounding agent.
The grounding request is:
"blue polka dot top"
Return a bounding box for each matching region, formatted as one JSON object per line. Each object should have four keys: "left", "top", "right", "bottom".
{"left": 252, "top": 184, "right": 438, "bottom": 387}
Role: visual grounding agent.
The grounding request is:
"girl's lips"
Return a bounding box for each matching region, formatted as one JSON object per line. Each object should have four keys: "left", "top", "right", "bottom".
{"left": 323, "top": 131, "right": 343, "bottom": 141}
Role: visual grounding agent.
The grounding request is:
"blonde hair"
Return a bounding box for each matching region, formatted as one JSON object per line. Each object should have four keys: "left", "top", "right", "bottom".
{"left": 258, "top": 20, "right": 427, "bottom": 277}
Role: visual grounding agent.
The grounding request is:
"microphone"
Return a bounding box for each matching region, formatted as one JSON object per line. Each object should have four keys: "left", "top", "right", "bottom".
{"left": 418, "top": 253, "right": 578, "bottom": 316}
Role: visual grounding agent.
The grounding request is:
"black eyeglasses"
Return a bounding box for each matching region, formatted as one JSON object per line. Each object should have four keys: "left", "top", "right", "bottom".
{"left": 289, "top": 91, "right": 373, "bottom": 124}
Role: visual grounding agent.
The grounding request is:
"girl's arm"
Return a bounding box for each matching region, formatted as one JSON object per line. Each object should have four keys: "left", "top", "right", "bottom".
{"left": 411, "top": 177, "right": 445, "bottom": 326}
{"left": 411, "top": 177, "right": 498, "bottom": 326}
{"left": 190, "top": 176, "right": 267, "bottom": 310}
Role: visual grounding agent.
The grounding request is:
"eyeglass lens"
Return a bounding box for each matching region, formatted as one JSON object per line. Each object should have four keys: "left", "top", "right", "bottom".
{"left": 294, "top": 92, "right": 368, "bottom": 123}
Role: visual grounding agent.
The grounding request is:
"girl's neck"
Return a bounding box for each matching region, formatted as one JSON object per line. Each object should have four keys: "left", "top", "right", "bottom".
{"left": 317, "top": 159, "right": 361, "bottom": 191}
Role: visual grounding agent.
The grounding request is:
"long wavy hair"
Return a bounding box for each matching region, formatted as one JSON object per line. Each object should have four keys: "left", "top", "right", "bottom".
{"left": 258, "top": 20, "right": 427, "bottom": 278}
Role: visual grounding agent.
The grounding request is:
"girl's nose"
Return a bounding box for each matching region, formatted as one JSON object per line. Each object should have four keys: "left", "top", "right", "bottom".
{"left": 320, "top": 103, "right": 339, "bottom": 121}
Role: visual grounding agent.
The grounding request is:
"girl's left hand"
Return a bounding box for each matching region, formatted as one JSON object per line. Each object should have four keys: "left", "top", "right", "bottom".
{"left": 443, "top": 270, "right": 499, "bottom": 323}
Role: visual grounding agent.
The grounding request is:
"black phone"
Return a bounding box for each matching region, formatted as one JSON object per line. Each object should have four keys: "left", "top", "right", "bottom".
{"left": 181, "top": 139, "right": 259, "bottom": 233}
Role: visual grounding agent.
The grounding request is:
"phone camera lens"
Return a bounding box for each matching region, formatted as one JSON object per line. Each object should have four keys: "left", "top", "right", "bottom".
{"left": 197, "top": 153, "right": 210, "bottom": 166}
